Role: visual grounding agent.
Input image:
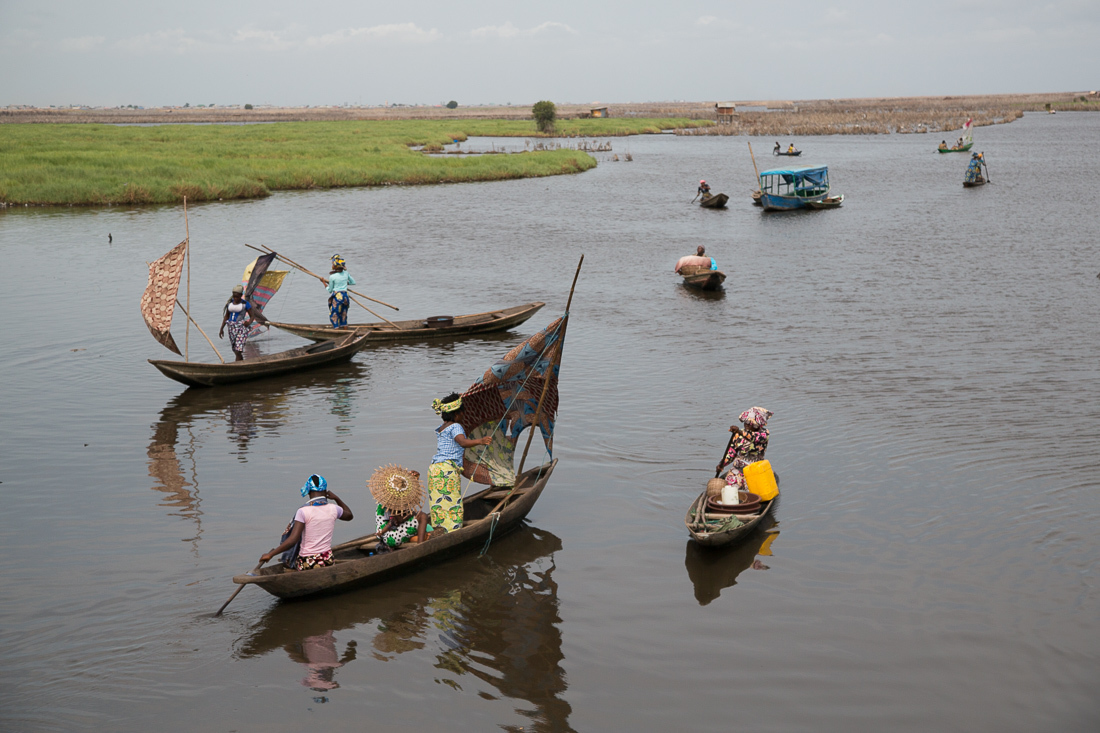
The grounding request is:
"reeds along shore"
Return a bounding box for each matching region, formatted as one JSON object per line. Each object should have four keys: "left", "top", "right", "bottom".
{"left": 0, "top": 117, "right": 701, "bottom": 207}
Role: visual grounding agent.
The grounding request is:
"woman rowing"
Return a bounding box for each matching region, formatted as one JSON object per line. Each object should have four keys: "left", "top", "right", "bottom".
{"left": 326, "top": 254, "right": 356, "bottom": 327}
{"left": 715, "top": 407, "right": 773, "bottom": 490}
{"left": 260, "top": 474, "right": 354, "bottom": 570}
{"left": 219, "top": 284, "right": 269, "bottom": 361}
{"left": 428, "top": 393, "right": 492, "bottom": 534}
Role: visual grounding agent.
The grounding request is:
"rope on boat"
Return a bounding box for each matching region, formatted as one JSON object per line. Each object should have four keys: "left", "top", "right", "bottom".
{"left": 479, "top": 512, "right": 502, "bottom": 556}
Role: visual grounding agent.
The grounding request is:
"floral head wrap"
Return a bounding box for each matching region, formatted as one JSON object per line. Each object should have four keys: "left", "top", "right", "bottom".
{"left": 300, "top": 474, "right": 328, "bottom": 497}
{"left": 331, "top": 254, "right": 346, "bottom": 269}
{"left": 739, "top": 406, "right": 773, "bottom": 429}
{"left": 432, "top": 396, "right": 463, "bottom": 415}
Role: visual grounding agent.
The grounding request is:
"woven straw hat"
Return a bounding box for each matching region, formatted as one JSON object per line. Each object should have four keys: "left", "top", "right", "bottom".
{"left": 368, "top": 464, "right": 423, "bottom": 512}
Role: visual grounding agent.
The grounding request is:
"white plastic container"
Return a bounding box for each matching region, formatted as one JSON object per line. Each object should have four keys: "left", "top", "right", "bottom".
{"left": 720, "top": 484, "right": 739, "bottom": 505}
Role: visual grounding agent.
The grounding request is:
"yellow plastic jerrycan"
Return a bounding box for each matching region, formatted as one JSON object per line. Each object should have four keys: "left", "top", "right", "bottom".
{"left": 743, "top": 460, "right": 778, "bottom": 501}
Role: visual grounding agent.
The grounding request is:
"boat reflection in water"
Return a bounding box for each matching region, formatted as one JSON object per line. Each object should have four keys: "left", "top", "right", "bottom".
{"left": 146, "top": 362, "right": 368, "bottom": 540}
{"left": 684, "top": 505, "right": 780, "bottom": 606}
{"left": 236, "top": 527, "right": 573, "bottom": 731}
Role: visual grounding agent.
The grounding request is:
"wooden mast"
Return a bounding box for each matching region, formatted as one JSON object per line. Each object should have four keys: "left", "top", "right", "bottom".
{"left": 516, "top": 254, "right": 583, "bottom": 477}
{"left": 184, "top": 197, "right": 190, "bottom": 362}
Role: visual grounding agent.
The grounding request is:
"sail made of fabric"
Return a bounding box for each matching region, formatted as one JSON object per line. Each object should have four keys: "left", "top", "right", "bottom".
{"left": 458, "top": 317, "right": 564, "bottom": 486}
{"left": 962, "top": 117, "right": 973, "bottom": 145}
{"left": 241, "top": 256, "right": 289, "bottom": 337}
{"left": 140, "top": 239, "right": 188, "bottom": 355}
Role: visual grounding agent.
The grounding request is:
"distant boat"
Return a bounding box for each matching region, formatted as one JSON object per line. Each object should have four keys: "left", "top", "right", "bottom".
{"left": 938, "top": 118, "right": 974, "bottom": 153}
{"left": 699, "top": 192, "right": 729, "bottom": 208}
{"left": 806, "top": 194, "right": 844, "bottom": 209}
{"left": 773, "top": 149, "right": 802, "bottom": 156}
{"left": 679, "top": 265, "right": 727, "bottom": 290}
{"left": 758, "top": 165, "right": 830, "bottom": 211}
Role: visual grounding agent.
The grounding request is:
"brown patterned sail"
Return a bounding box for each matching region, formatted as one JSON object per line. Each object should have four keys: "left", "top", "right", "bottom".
{"left": 140, "top": 240, "right": 187, "bottom": 355}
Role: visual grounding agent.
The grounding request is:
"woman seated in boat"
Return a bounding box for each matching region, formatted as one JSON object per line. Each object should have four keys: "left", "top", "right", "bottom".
{"left": 219, "top": 284, "right": 269, "bottom": 361}
{"left": 697, "top": 179, "right": 711, "bottom": 197}
{"left": 428, "top": 393, "right": 492, "bottom": 534}
{"left": 715, "top": 407, "right": 773, "bottom": 489}
{"left": 260, "top": 474, "right": 354, "bottom": 570}
{"left": 939, "top": 140, "right": 948, "bottom": 151}
{"left": 787, "top": 143, "right": 797, "bottom": 154}
{"left": 326, "top": 255, "right": 357, "bottom": 328}
{"left": 375, "top": 470, "right": 432, "bottom": 550}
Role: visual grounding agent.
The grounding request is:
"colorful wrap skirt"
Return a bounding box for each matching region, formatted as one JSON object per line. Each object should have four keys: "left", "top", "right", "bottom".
{"left": 227, "top": 320, "right": 250, "bottom": 352}
{"left": 329, "top": 291, "right": 350, "bottom": 327}
{"left": 375, "top": 504, "right": 431, "bottom": 548}
{"left": 428, "top": 459, "right": 463, "bottom": 532}
{"left": 294, "top": 550, "right": 334, "bottom": 570}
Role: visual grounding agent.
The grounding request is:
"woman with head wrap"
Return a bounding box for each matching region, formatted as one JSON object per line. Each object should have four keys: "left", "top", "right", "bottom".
{"left": 715, "top": 407, "right": 773, "bottom": 488}
{"left": 218, "top": 284, "right": 268, "bottom": 361}
{"left": 427, "top": 393, "right": 492, "bottom": 533}
{"left": 326, "top": 254, "right": 357, "bottom": 327}
{"left": 260, "top": 474, "right": 354, "bottom": 570}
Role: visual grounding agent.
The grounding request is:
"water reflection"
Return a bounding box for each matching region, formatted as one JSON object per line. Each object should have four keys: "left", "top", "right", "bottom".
{"left": 236, "top": 527, "right": 573, "bottom": 732}
{"left": 684, "top": 508, "right": 780, "bottom": 606}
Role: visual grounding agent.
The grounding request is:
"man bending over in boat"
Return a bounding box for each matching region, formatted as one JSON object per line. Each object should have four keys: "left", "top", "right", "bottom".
{"left": 261, "top": 474, "right": 354, "bottom": 570}
{"left": 674, "top": 246, "right": 717, "bottom": 274}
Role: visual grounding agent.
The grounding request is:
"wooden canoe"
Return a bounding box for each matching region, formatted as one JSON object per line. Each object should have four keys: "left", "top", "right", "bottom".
{"left": 270, "top": 301, "right": 545, "bottom": 343}
{"left": 938, "top": 143, "right": 974, "bottom": 153}
{"left": 232, "top": 460, "right": 558, "bottom": 600}
{"left": 751, "top": 190, "right": 763, "bottom": 207}
{"left": 679, "top": 264, "right": 726, "bottom": 291}
{"left": 806, "top": 194, "right": 844, "bottom": 209}
{"left": 699, "top": 193, "right": 729, "bottom": 209}
{"left": 684, "top": 488, "right": 777, "bottom": 547}
{"left": 773, "top": 150, "right": 802, "bottom": 156}
{"left": 962, "top": 179, "right": 986, "bottom": 188}
{"left": 149, "top": 331, "right": 371, "bottom": 388}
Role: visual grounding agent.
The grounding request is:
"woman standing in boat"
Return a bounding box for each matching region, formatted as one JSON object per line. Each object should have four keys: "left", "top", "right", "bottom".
{"left": 260, "top": 474, "right": 354, "bottom": 570}
{"left": 326, "top": 255, "right": 356, "bottom": 327}
{"left": 715, "top": 407, "right": 773, "bottom": 489}
{"left": 428, "top": 393, "right": 492, "bottom": 534}
{"left": 219, "top": 284, "right": 268, "bottom": 361}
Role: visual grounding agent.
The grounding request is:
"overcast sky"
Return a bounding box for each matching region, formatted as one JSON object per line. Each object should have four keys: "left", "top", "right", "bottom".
{"left": 2, "top": 0, "right": 1096, "bottom": 107}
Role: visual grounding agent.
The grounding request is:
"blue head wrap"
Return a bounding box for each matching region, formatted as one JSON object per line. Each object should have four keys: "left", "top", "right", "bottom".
{"left": 300, "top": 474, "right": 327, "bottom": 497}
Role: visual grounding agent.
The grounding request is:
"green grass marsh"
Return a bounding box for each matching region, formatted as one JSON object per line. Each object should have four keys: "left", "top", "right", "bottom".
{"left": 0, "top": 117, "right": 705, "bottom": 206}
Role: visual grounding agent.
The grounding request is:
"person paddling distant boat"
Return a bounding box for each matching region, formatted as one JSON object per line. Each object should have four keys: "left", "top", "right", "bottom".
{"left": 326, "top": 255, "right": 357, "bottom": 328}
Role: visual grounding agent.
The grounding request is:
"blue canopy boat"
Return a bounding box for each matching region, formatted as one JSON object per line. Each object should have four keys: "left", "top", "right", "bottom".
{"left": 758, "top": 165, "right": 830, "bottom": 211}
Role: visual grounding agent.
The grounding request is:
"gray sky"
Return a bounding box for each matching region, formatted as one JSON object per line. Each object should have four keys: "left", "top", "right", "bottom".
{"left": 2, "top": 0, "right": 1096, "bottom": 107}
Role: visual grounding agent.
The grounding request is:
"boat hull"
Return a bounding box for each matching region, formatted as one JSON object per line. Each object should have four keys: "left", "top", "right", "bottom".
{"left": 681, "top": 270, "right": 727, "bottom": 290}
{"left": 699, "top": 193, "right": 729, "bottom": 209}
{"left": 271, "top": 301, "right": 545, "bottom": 343}
{"left": 759, "top": 191, "right": 827, "bottom": 211}
{"left": 962, "top": 180, "right": 986, "bottom": 188}
{"left": 684, "top": 489, "right": 777, "bottom": 547}
{"left": 773, "top": 151, "right": 802, "bottom": 156}
{"left": 149, "top": 331, "right": 370, "bottom": 387}
{"left": 234, "top": 461, "right": 557, "bottom": 600}
{"left": 938, "top": 143, "right": 974, "bottom": 153}
{"left": 806, "top": 194, "right": 844, "bottom": 209}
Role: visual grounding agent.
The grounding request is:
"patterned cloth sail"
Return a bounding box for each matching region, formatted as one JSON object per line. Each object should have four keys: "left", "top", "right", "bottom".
{"left": 140, "top": 240, "right": 187, "bottom": 355}
{"left": 241, "top": 256, "right": 289, "bottom": 337}
{"left": 458, "top": 317, "right": 564, "bottom": 487}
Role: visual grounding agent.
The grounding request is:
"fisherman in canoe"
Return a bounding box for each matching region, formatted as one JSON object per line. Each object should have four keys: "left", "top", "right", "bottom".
{"left": 715, "top": 407, "right": 773, "bottom": 489}
{"left": 429, "top": 393, "right": 492, "bottom": 533}
{"left": 939, "top": 140, "right": 948, "bottom": 151}
{"left": 697, "top": 179, "right": 711, "bottom": 196}
{"left": 327, "top": 254, "right": 356, "bottom": 327}
{"left": 260, "top": 474, "right": 354, "bottom": 570}
{"left": 219, "top": 284, "right": 269, "bottom": 361}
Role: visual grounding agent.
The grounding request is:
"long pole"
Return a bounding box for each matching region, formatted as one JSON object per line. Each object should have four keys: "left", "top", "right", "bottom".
{"left": 748, "top": 141, "right": 761, "bottom": 191}
{"left": 244, "top": 245, "right": 403, "bottom": 329}
{"left": 982, "top": 152, "right": 992, "bottom": 183}
{"left": 175, "top": 299, "right": 225, "bottom": 363}
{"left": 214, "top": 561, "right": 265, "bottom": 616}
{"left": 184, "top": 197, "right": 190, "bottom": 362}
{"left": 516, "top": 254, "right": 583, "bottom": 478}
{"left": 715, "top": 429, "right": 738, "bottom": 478}
{"left": 248, "top": 244, "right": 400, "bottom": 311}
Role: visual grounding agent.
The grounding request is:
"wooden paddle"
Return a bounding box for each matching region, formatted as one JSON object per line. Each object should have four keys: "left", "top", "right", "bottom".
{"left": 715, "top": 427, "right": 738, "bottom": 478}
{"left": 981, "top": 152, "right": 992, "bottom": 183}
{"left": 214, "top": 559, "right": 266, "bottom": 616}
{"left": 690, "top": 193, "right": 699, "bottom": 203}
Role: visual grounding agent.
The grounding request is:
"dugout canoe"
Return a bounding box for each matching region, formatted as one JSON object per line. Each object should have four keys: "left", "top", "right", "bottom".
{"left": 806, "top": 194, "right": 844, "bottom": 209}
{"left": 699, "top": 193, "right": 729, "bottom": 209}
{"left": 684, "top": 487, "right": 778, "bottom": 547}
{"left": 232, "top": 460, "right": 558, "bottom": 600}
{"left": 149, "top": 331, "right": 370, "bottom": 388}
{"left": 269, "top": 301, "right": 545, "bottom": 343}
{"left": 679, "top": 264, "right": 727, "bottom": 291}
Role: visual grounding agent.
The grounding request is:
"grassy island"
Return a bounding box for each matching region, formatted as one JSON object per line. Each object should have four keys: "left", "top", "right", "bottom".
{"left": 0, "top": 118, "right": 702, "bottom": 206}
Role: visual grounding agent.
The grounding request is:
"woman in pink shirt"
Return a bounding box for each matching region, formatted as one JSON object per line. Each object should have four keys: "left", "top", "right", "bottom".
{"left": 261, "top": 474, "right": 354, "bottom": 570}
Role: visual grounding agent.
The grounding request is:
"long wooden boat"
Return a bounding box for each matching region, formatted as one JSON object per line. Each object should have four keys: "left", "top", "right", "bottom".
{"left": 699, "top": 193, "right": 729, "bottom": 209}
{"left": 806, "top": 194, "right": 844, "bottom": 209}
{"left": 684, "top": 488, "right": 778, "bottom": 547}
{"left": 773, "top": 150, "right": 802, "bottom": 156}
{"left": 962, "top": 179, "right": 986, "bottom": 188}
{"left": 233, "top": 460, "right": 557, "bottom": 600}
{"left": 149, "top": 331, "right": 370, "bottom": 387}
{"left": 270, "top": 301, "right": 545, "bottom": 343}
{"left": 938, "top": 143, "right": 974, "bottom": 153}
{"left": 758, "top": 165, "right": 830, "bottom": 211}
{"left": 680, "top": 264, "right": 727, "bottom": 290}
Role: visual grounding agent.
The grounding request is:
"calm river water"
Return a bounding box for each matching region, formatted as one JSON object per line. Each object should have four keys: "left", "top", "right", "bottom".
{"left": 1, "top": 112, "right": 1098, "bottom": 732}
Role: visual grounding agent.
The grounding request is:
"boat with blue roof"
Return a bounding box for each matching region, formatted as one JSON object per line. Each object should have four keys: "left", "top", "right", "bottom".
{"left": 757, "top": 165, "right": 830, "bottom": 211}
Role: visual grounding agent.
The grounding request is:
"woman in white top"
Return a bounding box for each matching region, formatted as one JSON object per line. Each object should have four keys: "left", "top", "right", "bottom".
{"left": 219, "top": 284, "right": 268, "bottom": 361}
